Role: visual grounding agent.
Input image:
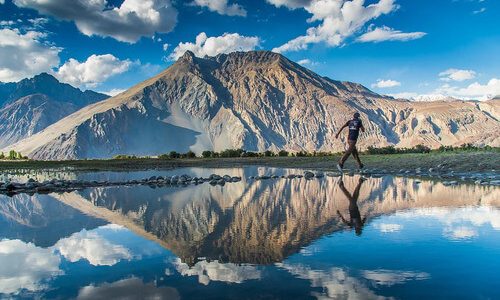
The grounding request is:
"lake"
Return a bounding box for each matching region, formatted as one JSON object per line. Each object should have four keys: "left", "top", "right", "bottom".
{"left": 1, "top": 167, "right": 499, "bottom": 299}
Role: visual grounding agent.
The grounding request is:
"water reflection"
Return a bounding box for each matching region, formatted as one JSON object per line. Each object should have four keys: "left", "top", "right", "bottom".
{"left": 53, "top": 173, "right": 498, "bottom": 265}
{"left": 0, "top": 168, "right": 499, "bottom": 299}
{"left": 337, "top": 178, "right": 367, "bottom": 236}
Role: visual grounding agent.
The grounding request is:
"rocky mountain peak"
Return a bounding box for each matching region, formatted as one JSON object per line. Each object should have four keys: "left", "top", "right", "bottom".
{"left": 4, "top": 51, "right": 499, "bottom": 160}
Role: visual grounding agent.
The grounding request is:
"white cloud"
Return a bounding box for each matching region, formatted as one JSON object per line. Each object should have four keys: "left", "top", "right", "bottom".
{"left": 357, "top": 26, "right": 426, "bottom": 43}
{"left": 374, "top": 223, "right": 402, "bottom": 233}
{"left": 101, "top": 88, "right": 127, "bottom": 97}
{"left": 362, "top": 270, "right": 430, "bottom": 286}
{"left": 473, "top": 7, "right": 486, "bottom": 14}
{"left": 77, "top": 277, "right": 180, "bottom": 300}
{"left": 372, "top": 79, "right": 401, "bottom": 88}
{"left": 0, "top": 0, "right": 4, "bottom": 4}
{"left": 0, "top": 28, "right": 60, "bottom": 82}
{"left": 169, "top": 32, "right": 260, "bottom": 60}
{"left": 0, "top": 20, "right": 16, "bottom": 26}
{"left": 54, "top": 54, "right": 132, "bottom": 88}
{"left": 53, "top": 229, "right": 132, "bottom": 266}
{"left": 266, "top": 0, "right": 312, "bottom": 9}
{"left": 163, "top": 43, "right": 170, "bottom": 51}
{"left": 297, "top": 58, "right": 319, "bottom": 66}
{"left": 13, "top": 0, "right": 178, "bottom": 43}
{"left": 271, "top": 0, "right": 401, "bottom": 53}
{"left": 439, "top": 68, "right": 476, "bottom": 82}
{"left": 396, "top": 206, "right": 500, "bottom": 240}
{"left": 444, "top": 226, "right": 478, "bottom": 240}
{"left": 173, "top": 259, "right": 261, "bottom": 285}
{"left": 435, "top": 78, "right": 500, "bottom": 100}
{"left": 278, "top": 264, "right": 384, "bottom": 299}
{"left": 0, "top": 239, "right": 62, "bottom": 295}
{"left": 297, "top": 59, "right": 310, "bottom": 65}
{"left": 192, "top": 0, "right": 247, "bottom": 17}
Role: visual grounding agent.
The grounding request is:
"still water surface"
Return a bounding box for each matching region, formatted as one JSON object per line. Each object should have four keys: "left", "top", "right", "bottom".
{"left": 1, "top": 167, "right": 499, "bottom": 299}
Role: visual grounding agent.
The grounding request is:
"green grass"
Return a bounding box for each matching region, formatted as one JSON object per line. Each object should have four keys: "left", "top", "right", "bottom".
{"left": 0, "top": 150, "right": 497, "bottom": 173}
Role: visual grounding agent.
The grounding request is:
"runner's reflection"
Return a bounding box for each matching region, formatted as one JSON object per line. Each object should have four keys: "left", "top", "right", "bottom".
{"left": 337, "top": 177, "right": 368, "bottom": 236}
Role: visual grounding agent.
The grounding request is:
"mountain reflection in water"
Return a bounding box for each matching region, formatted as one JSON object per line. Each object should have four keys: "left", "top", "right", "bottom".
{"left": 1, "top": 168, "right": 499, "bottom": 299}
{"left": 51, "top": 170, "right": 499, "bottom": 265}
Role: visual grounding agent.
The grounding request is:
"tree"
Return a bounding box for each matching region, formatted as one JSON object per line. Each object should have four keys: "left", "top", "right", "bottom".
{"left": 0, "top": 152, "right": 4, "bottom": 159}
{"left": 202, "top": 151, "right": 213, "bottom": 158}
{"left": 168, "top": 151, "right": 180, "bottom": 159}
{"left": 9, "top": 150, "right": 17, "bottom": 160}
{"left": 186, "top": 150, "right": 196, "bottom": 158}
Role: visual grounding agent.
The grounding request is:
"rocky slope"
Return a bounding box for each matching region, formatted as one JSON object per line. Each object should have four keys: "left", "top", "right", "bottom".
{"left": 0, "top": 74, "right": 108, "bottom": 148}
{"left": 5, "top": 51, "right": 500, "bottom": 160}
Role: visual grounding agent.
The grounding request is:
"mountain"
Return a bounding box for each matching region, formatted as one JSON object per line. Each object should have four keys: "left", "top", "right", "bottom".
{"left": 4, "top": 51, "right": 500, "bottom": 160}
{"left": 394, "top": 94, "right": 462, "bottom": 102}
{"left": 0, "top": 73, "right": 108, "bottom": 149}
{"left": 0, "top": 73, "right": 107, "bottom": 107}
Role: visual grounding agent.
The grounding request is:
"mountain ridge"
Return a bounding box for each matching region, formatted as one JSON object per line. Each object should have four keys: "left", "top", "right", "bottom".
{"left": 0, "top": 74, "right": 109, "bottom": 149}
{"left": 4, "top": 51, "right": 500, "bottom": 160}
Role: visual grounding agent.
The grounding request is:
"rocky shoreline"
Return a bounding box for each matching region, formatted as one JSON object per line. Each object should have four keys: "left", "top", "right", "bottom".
{"left": 1, "top": 166, "right": 499, "bottom": 197}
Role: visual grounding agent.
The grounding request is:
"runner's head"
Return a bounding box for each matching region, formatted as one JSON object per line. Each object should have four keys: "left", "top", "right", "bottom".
{"left": 353, "top": 112, "right": 360, "bottom": 119}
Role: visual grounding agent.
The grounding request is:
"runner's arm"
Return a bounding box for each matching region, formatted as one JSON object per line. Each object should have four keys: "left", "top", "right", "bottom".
{"left": 335, "top": 121, "right": 350, "bottom": 139}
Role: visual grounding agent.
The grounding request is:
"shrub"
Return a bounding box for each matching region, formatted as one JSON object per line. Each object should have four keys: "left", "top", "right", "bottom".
{"left": 113, "top": 154, "right": 137, "bottom": 159}
{"left": 264, "top": 150, "right": 275, "bottom": 157}
{"left": 220, "top": 149, "right": 244, "bottom": 158}
{"left": 295, "top": 151, "right": 308, "bottom": 157}
{"left": 278, "top": 150, "right": 289, "bottom": 157}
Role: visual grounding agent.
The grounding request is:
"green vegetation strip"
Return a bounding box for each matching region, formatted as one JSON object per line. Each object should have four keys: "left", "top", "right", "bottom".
{"left": 0, "top": 150, "right": 498, "bottom": 174}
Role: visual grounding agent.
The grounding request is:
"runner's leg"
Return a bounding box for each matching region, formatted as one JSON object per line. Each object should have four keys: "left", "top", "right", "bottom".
{"left": 352, "top": 144, "right": 363, "bottom": 168}
{"left": 339, "top": 141, "right": 355, "bottom": 166}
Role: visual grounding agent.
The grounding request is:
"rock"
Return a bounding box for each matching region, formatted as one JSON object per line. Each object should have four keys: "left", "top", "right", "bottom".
{"left": 257, "top": 175, "right": 271, "bottom": 180}
{"left": 149, "top": 176, "right": 157, "bottom": 181}
{"left": 209, "top": 174, "right": 221, "bottom": 180}
{"left": 209, "top": 180, "right": 218, "bottom": 186}
{"left": 272, "top": 175, "right": 279, "bottom": 179}
{"left": 287, "top": 174, "right": 296, "bottom": 179}
{"left": 326, "top": 172, "right": 341, "bottom": 177}
{"left": 5, "top": 183, "right": 16, "bottom": 191}
{"left": 223, "top": 175, "right": 232, "bottom": 181}
{"left": 231, "top": 176, "right": 241, "bottom": 182}
{"left": 315, "top": 172, "right": 324, "bottom": 178}
{"left": 27, "top": 178, "right": 36, "bottom": 183}
{"left": 249, "top": 176, "right": 255, "bottom": 179}
{"left": 304, "top": 171, "right": 314, "bottom": 179}
{"left": 442, "top": 181, "right": 458, "bottom": 186}
{"left": 489, "top": 180, "right": 500, "bottom": 186}
{"left": 217, "top": 179, "right": 225, "bottom": 186}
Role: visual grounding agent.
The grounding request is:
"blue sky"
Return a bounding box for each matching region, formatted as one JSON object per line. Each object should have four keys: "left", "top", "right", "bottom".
{"left": 0, "top": 0, "right": 498, "bottom": 100}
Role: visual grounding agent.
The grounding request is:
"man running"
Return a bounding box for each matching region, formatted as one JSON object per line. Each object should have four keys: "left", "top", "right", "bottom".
{"left": 335, "top": 112, "right": 365, "bottom": 172}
